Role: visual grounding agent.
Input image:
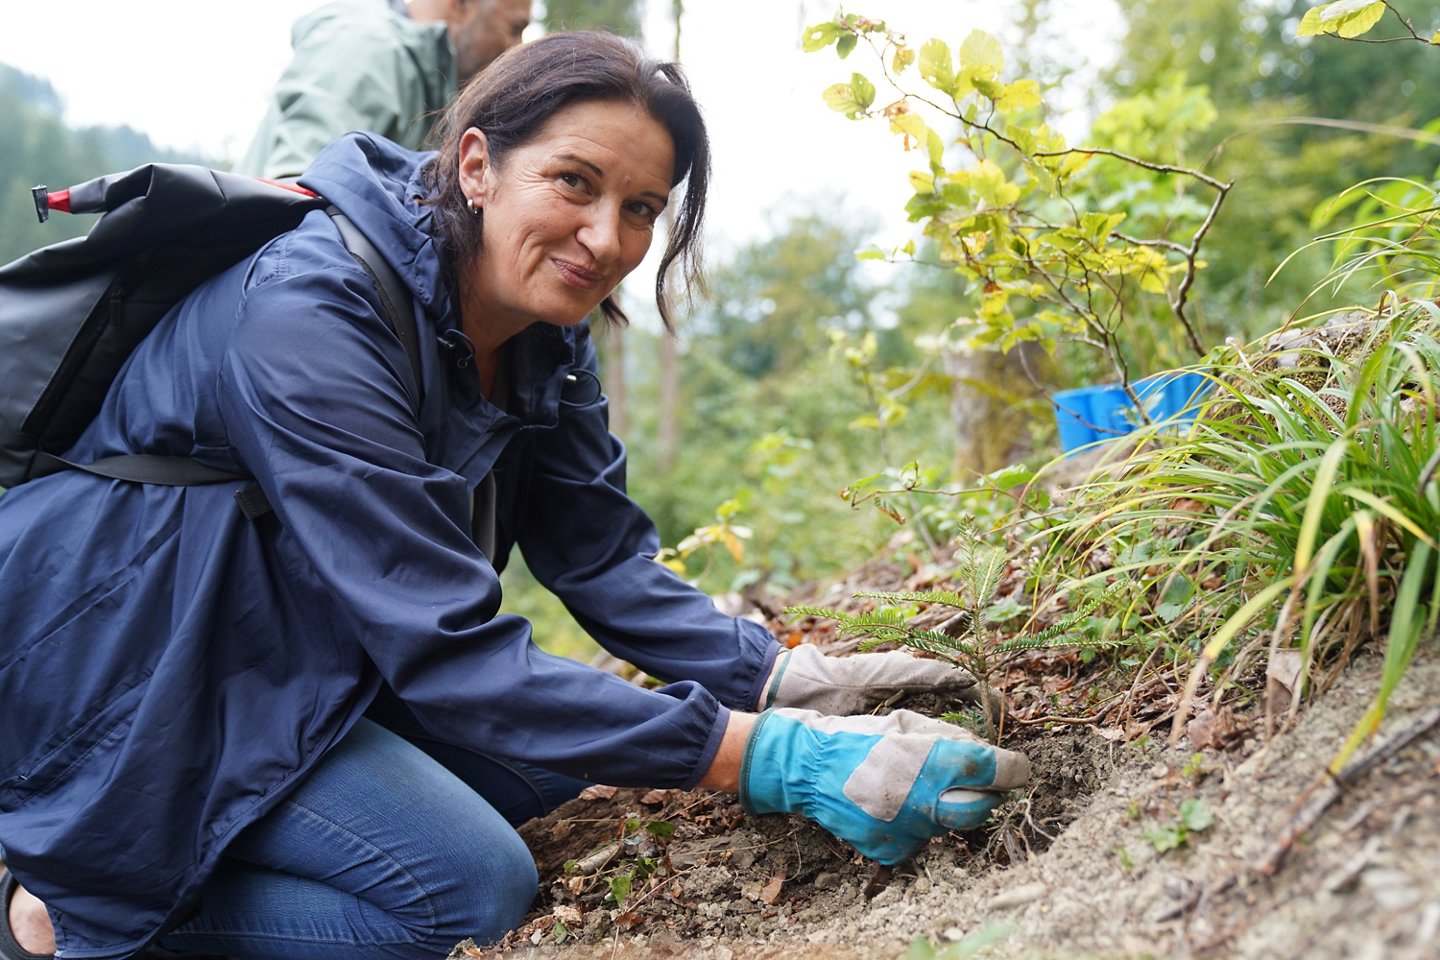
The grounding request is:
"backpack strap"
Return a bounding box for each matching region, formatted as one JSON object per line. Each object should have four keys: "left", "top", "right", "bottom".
{"left": 326, "top": 206, "right": 421, "bottom": 403}
{"left": 31, "top": 451, "right": 248, "bottom": 485}
{"left": 49, "top": 208, "right": 422, "bottom": 523}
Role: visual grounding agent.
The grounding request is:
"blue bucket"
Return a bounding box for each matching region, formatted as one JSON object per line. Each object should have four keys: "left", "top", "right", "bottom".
{"left": 1052, "top": 371, "right": 1206, "bottom": 454}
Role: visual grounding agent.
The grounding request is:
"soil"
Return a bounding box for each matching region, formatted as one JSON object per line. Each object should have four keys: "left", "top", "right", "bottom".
{"left": 451, "top": 619, "right": 1440, "bottom": 960}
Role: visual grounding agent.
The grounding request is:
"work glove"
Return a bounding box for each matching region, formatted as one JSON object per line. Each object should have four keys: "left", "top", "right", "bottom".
{"left": 740, "top": 708, "right": 1030, "bottom": 865}
{"left": 759, "top": 642, "right": 989, "bottom": 716}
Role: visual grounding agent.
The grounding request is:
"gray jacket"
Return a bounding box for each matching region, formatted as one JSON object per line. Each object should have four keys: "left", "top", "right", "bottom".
{"left": 236, "top": 0, "right": 455, "bottom": 179}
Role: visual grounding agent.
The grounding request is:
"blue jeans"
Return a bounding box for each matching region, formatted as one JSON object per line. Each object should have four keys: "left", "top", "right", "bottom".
{"left": 152, "top": 718, "right": 587, "bottom": 959}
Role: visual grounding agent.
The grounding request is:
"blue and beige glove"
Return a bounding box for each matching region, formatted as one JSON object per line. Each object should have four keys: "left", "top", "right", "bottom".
{"left": 740, "top": 707, "right": 1030, "bottom": 865}
{"left": 760, "top": 643, "right": 988, "bottom": 716}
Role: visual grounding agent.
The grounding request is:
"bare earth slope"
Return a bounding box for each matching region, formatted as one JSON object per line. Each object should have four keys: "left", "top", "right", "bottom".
{"left": 454, "top": 645, "right": 1439, "bottom": 960}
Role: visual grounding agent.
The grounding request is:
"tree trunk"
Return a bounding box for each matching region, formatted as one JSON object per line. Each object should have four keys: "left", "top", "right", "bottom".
{"left": 944, "top": 344, "right": 1035, "bottom": 478}
{"left": 600, "top": 322, "right": 628, "bottom": 439}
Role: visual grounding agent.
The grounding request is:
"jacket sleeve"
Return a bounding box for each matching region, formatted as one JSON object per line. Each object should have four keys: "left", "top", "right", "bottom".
{"left": 215, "top": 253, "right": 728, "bottom": 788}
{"left": 516, "top": 328, "right": 782, "bottom": 712}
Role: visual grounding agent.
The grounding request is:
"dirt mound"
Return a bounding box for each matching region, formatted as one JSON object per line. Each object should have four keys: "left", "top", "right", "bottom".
{"left": 453, "top": 648, "right": 1440, "bottom": 960}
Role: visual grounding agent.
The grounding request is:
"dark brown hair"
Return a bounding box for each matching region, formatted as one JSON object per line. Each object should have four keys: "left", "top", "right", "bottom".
{"left": 425, "top": 31, "right": 710, "bottom": 331}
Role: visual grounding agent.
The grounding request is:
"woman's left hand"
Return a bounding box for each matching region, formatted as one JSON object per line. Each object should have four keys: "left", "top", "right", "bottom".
{"left": 759, "top": 643, "right": 989, "bottom": 716}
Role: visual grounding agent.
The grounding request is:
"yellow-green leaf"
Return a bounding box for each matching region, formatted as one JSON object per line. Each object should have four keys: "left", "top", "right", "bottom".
{"left": 1324, "top": 0, "right": 1387, "bottom": 38}
{"left": 995, "top": 79, "right": 1041, "bottom": 113}
{"left": 822, "top": 82, "right": 868, "bottom": 119}
{"left": 971, "top": 159, "right": 1020, "bottom": 208}
{"left": 927, "top": 129, "right": 945, "bottom": 170}
{"left": 1201, "top": 577, "right": 1295, "bottom": 661}
{"left": 919, "top": 38, "right": 956, "bottom": 96}
{"left": 959, "top": 29, "right": 1004, "bottom": 72}
{"left": 856, "top": 248, "right": 886, "bottom": 261}
{"left": 892, "top": 44, "right": 916, "bottom": 72}
{"left": 1139, "top": 271, "right": 1168, "bottom": 294}
{"left": 802, "top": 21, "right": 845, "bottom": 52}
{"left": 908, "top": 169, "right": 935, "bottom": 192}
{"left": 1058, "top": 152, "right": 1092, "bottom": 179}
{"left": 1297, "top": 7, "right": 1326, "bottom": 36}
{"left": 889, "top": 110, "right": 928, "bottom": 143}
{"left": 1301, "top": 0, "right": 1388, "bottom": 37}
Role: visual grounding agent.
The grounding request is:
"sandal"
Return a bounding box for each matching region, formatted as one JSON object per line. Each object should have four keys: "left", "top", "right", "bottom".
{"left": 0, "top": 867, "right": 52, "bottom": 960}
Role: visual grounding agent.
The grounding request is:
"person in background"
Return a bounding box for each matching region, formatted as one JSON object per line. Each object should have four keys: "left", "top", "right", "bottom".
{"left": 237, "top": 0, "right": 532, "bottom": 180}
{"left": 0, "top": 32, "right": 1030, "bottom": 960}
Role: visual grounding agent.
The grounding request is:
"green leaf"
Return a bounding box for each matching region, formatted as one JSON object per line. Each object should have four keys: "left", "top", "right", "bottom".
{"left": 959, "top": 29, "right": 1004, "bottom": 73}
{"left": 856, "top": 247, "right": 887, "bottom": 261}
{"left": 851, "top": 72, "right": 876, "bottom": 110}
{"left": 919, "top": 38, "right": 956, "bottom": 96}
{"left": 905, "top": 937, "right": 939, "bottom": 960}
{"left": 1179, "top": 797, "right": 1214, "bottom": 833}
{"left": 645, "top": 820, "right": 677, "bottom": 838}
{"left": 836, "top": 33, "right": 858, "bottom": 58}
{"left": 1295, "top": 440, "right": 1348, "bottom": 574}
{"left": 1143, "top": 826, "right": 1183, "bottom": 852}
{"left": 607, "top": 873, "right": 632, "bottom": 907}
{"left": 802, "top": 21, "right": 845, "bottom": 52}
{"left": 947, "top": 922, "right": 1017, "bottom": 958}
{"left": 905, "top": 192, "right": 948, "bottom": 221}
{"left": 984, "top": 596, "right": 1026, "bottom": 624}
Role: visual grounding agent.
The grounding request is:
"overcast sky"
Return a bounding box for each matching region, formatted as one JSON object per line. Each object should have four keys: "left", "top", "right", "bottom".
{"left": 0, "top": 1, "right": 1119, "bottom": 268}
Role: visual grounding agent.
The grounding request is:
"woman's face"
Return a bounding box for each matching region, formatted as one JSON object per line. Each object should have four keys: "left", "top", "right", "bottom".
{"left": 457, "top": 99, "right": 675, "bottom": 338}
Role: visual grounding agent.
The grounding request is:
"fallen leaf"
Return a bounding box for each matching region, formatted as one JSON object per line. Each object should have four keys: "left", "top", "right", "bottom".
{"left": 579, "top": 784, "right": 618, "bottom": 801}
{"left": 614, "top": 911, "right": 645, "bottom": 931}
{"left": 1266, "top": 648, "right": 1304, "bottom": 716}
{"left": 553, "top": 905, "right": 583, "bottom": 926}
{"left": 760, "top": 871, "right": 786, "bottom": 905}
{"left": 640, "top": 789, "right": 670, "bottom": 805}
{"left": 1187, "top": 706, "right": 1240, "bottom": 751}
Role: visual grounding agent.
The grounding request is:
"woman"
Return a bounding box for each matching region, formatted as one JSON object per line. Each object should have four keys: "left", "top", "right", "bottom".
{"left": 0, "top": 32, "right": 1027, "bottom": 960}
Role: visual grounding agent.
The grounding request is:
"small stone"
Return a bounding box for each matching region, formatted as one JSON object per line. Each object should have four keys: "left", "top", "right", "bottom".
{"left": 1363, "top": 868, "right": 1422, "bottom": 910}
{"left": 813, "top": 871, "right": 839, "bottom": 891}
{"left": 989, "top": 881, "right": 1049, "bottom": 910}
{"left": 942, "top": 927, "right": 965, "bottom": 942}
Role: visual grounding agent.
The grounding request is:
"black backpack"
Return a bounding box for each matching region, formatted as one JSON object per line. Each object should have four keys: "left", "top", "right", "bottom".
{"left": 0, "top": 163, "right": 419, "bottom": 519}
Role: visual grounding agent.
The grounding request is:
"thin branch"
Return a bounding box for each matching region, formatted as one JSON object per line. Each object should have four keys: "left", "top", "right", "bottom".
{"left": 1032, "top": 146, "right": 1231, "bottom": 192}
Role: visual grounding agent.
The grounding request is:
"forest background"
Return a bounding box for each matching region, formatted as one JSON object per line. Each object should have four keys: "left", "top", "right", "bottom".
{"left": 4, "top": 0, "right": 1440, "bottom": 659}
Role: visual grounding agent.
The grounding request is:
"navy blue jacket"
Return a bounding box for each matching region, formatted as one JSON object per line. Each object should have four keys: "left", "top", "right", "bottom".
{"left": 0, "top": 134, "right": 778, "bottom": 957}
